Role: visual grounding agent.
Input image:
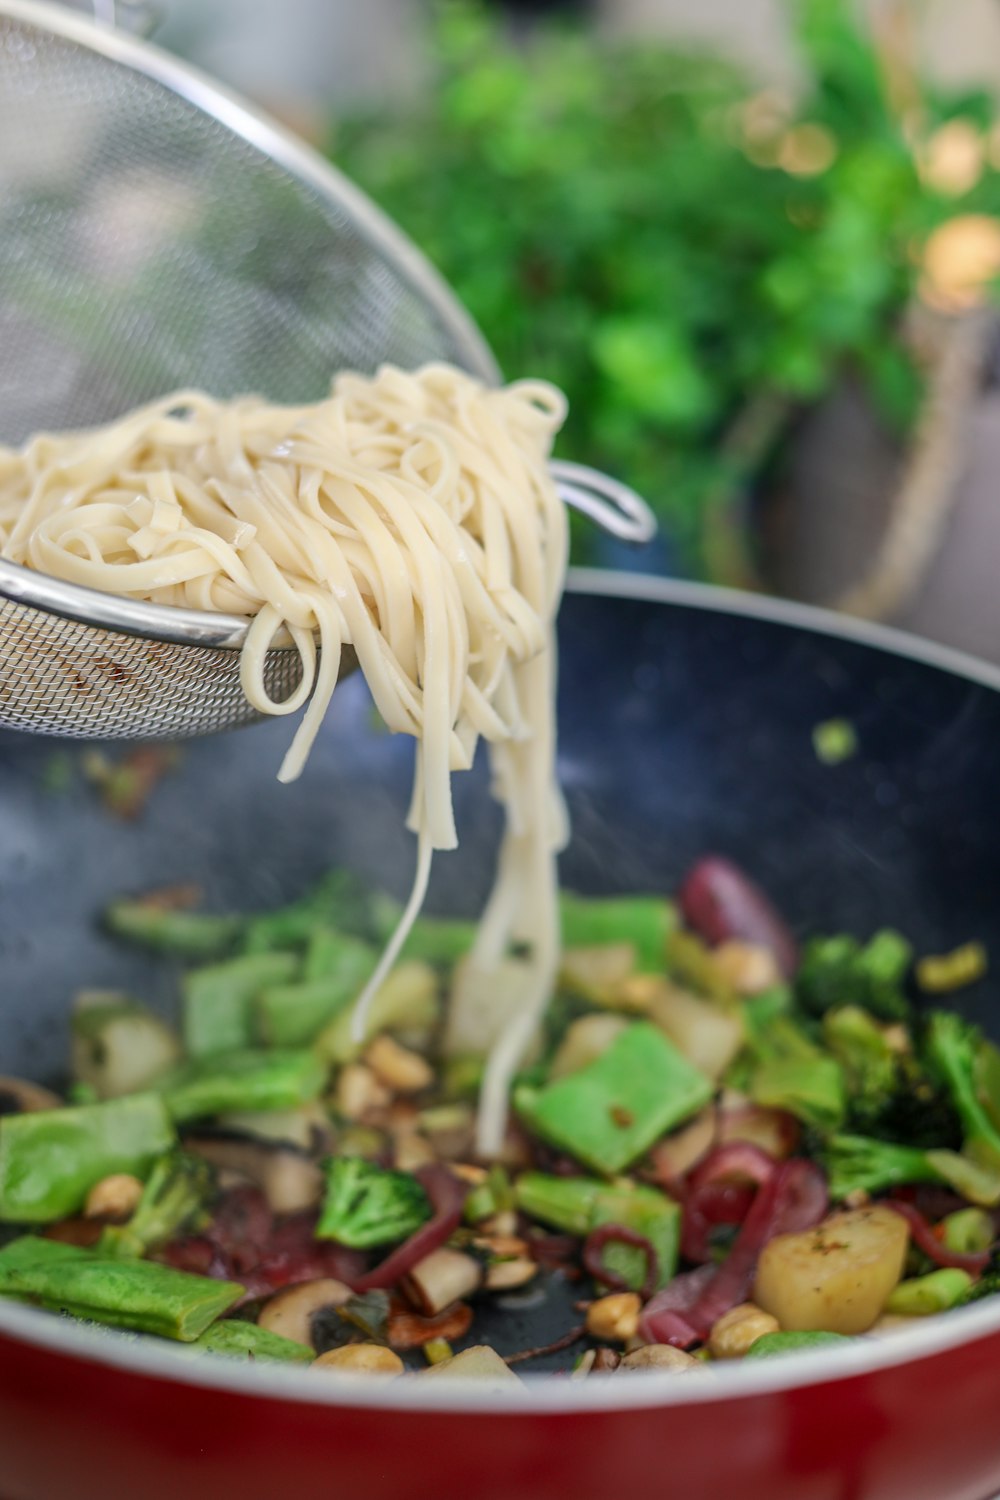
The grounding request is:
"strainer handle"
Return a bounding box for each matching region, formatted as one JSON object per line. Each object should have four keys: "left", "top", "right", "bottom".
{"left": 551, "top": 460, "right": 658, "bottom": 545}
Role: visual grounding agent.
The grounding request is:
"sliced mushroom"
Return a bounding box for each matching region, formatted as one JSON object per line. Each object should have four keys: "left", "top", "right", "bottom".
{"left": 0, "top": 1076, "right": 62, "bottom": 1116}
{"left": 258, "top": 1277, "right": 354, "bottom": 1349}
{"left": 401, "top": 1248, "right": 483, "bottom": 1316}
{"left": 184, "top": 1133, "right": 323, "bottom": 1214}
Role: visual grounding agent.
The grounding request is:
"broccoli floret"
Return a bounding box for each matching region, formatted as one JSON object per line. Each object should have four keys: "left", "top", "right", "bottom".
{"left": 823, "top": 1006, "right": 897, "bottom": 1095}
{"left": 797, "top": 931, "right": 912, "bottom": 1022}
{"left": 824, "top": 1006, "right": 961, "bottom": 1148}
{"left": 960, "top": 1245, "right": 1000, "bottom": 1305}
{"left": 925, "top": 1012, "right": 1000, "bottom": 1174}
{"left": 99, "top": 1152, "right": 213, "bottom": 1260}
{"left": 316, "top": 1156, "right": 431, "bottom": 1249}
{"left": 846, "top": 1065, "right": 962, "bottom": 1149}
{"left": 823, "top": 1133, "right": 945, "bottom": 1201}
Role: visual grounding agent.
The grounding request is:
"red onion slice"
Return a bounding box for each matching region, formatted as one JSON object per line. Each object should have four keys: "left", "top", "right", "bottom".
{"left": 689, "top": 1142, "right": 777, "bottom": 1194}
{"left": 679, "top": 856, "right": 798, "bottom": 977}
{"left": 687, "top": 1159, "right": 827, "bottom": 1334}
{"left": 888, "top": 1200, "right": 991, "bottom": 1274}
{"left": 681, "top": 1182, "right": 757, "bottom": 1264}
{"left": 582, "top": 1224, "right": 658, "bottom": 1300}
{"left": 639, "top": 1264, "right": 716, "bottom": 1346}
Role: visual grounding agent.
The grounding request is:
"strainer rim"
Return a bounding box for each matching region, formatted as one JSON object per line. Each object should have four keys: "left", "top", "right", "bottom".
{"left": 0, "top": 554, "right": 259, "bottom": 646}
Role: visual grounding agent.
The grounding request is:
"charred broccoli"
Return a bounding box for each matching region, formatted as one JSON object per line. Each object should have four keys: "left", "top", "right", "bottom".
{"left": 797, "top": 931, "right": 912, "bottom": 1023}
{"left": 824, "top": 1006, "right": 961, "bottom": 1148}
{"left": 317, "top": 1156, "right": 431, "bottom": 1249}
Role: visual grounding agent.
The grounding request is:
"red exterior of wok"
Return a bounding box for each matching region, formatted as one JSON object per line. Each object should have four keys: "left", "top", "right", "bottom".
{"left": 1, "top": 1323, "right": 1000, "bottom": 1500}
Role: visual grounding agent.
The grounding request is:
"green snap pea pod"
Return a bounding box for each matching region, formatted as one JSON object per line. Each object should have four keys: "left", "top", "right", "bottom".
{"left": 886, "top": 1268, "right": 973, "bottom": 1315}
{"left": 241, "top": 871, "right": 370, "bottom": 955}
{"left": 939, "top": 1207, "right": 994, "bottom": 1256}
{"left": 0, "top": 1094, "right": 175, "bottom": 1223}
{"left": 745, "top": 1331, "right": 852, "bottom": 1359}
{"left": 158, "top": 1049, "right": 327, "bottom": 1123}
{"left": 0, "top": 1236, "right": 84, "bottom": 1275}
{"left": 256, "top": 940, "right": 376, "bottom": 1048}
{"left": 0, "top": 1236, "right": 242, "bottom": 1341}
{"left": 183, "top": 952, "right": 299, "bottom": 1057}
{"left": 372, "top": 894, "right": 476, "bottom": 968}
{"left": 189, "top": 1320, "right": 313, "bottom": 1363}
{"left": 104, "top": 900, "right": 242, "bottom": 959}
{"left": 514, "top": 1023, "right": 711, "bottom": 1176}
{"left": 515, "top": 1172, "right": 680, "bottom": 1290}
{"left": 750, "top": 1055, "right": 846, "bottom": 1132}
{"left": 315, "top": 962, "right": 439, "bottom": 1065}
{"left": 304, "top": 927, "right": 377, "bottom": 984}
{"left": 559, "top": 892, "right": 675, "bottom": 973}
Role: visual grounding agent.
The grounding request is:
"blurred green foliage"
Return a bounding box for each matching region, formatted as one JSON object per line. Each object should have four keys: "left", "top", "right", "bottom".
{"left": 332, "top": 0, "right": 1000, "bottom": 576}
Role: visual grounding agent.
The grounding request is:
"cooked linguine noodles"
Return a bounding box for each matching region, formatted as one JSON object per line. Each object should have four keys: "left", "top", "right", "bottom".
{"left": 0, "top": 364, "right": 569, "bottom": 1153}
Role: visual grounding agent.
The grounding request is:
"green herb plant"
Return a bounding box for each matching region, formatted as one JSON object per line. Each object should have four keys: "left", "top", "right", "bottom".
{"left": 333, "top": 0, "right": 1000, "bottom": 575}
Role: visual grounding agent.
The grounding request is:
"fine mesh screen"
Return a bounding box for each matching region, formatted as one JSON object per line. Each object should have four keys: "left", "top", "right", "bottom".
{"left": 0, "top": 4, "right": 494, "bottom": 737}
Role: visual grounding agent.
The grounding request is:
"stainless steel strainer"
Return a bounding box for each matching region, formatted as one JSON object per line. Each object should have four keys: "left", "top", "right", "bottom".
{"left": 0, "top": 0, "right": 656, "bottom": 741}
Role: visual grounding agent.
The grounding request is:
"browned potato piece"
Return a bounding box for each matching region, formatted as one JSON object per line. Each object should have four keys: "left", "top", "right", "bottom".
{"left": 754, "top": 1206, "right": 910, "bottom": 1335}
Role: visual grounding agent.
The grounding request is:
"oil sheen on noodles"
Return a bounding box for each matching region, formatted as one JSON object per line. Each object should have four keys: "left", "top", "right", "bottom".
{"left": 0, "top": 364, "right": 569, "bottom": 1154}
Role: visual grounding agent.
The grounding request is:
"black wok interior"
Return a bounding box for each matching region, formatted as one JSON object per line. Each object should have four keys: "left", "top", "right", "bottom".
{"left": 0, "top": 580, "right": 998, "bottom": 1362}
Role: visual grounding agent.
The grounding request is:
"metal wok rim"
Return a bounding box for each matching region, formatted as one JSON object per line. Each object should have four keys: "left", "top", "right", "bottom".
{"left": 2, "top": 568, "right": 1000, "bottom": 1411}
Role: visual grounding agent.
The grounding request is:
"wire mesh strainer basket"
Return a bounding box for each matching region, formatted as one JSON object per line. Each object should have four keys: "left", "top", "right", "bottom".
{"left": 0, "top": 0, "right": 654, "bottom": 740}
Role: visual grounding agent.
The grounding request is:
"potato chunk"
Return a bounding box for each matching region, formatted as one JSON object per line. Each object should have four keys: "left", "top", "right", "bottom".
{"left": 754, "top": 1205, "right": 910, "bottom": 1335}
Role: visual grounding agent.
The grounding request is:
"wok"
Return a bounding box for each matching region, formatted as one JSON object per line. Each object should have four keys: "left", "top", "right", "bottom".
{"left": 1, "top": 570, "right": 999, "bottom": 1500}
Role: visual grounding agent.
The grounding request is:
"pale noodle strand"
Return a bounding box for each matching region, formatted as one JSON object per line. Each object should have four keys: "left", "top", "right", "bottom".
{"left": 0, "top": 364, "right": 569, "bottom": 1153}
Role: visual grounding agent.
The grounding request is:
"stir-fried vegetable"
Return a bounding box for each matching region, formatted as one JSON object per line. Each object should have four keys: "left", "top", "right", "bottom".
{"left": 104, "top": 900, "right": 242, "bottom": 960}
{"left": 515, "top": 1173, "right": 680, "bottom": 1291}
{"left": 0, "top": 1236, "right": 242, "bottom": 1340}
{"left": 71, "top": 999, "right": 182, "bottom": 1101}
{"left": 256, "top": 941, "right": 375, "bottom": 1047}
{"left": 157, "top": 1050, "right": 326, "bottom": 1123}
{"left": 183, "top": 953, "right": 299, "bottom": 1057}
{"left": 515, "top": 1023, "right": 712, "bottom": 1175}
{"left": 796, "top": 931, "right": 912, "bottom": 1023}
{"left": 1, "top": 860, "right": 998, "bottom": 1379}
{"left": 0, "top": 1095, "right": 175, "bottom": 1223}
{"left": 822, "top": 1134, "right": 947, "bottom": 1200}
{"left": 190, "top": 1319, "right": 315, "bottom": 1363}
{"left": 99, "top": 1152, "right": 213, "bottom": 1260}
{"left": 925, "top": 1012, "right": 1000, "bottom": 1176}
{"left": 317, "top": 1158, "right": 431, "bottom": 1249}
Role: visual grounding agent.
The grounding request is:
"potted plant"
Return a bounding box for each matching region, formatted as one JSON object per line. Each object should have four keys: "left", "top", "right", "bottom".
{"left": 331, "top": 0, "right": 1000, "bottom": 606}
